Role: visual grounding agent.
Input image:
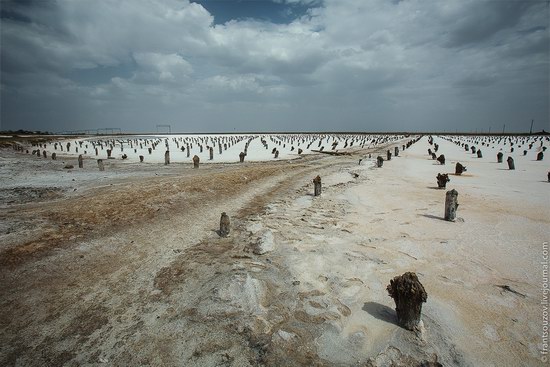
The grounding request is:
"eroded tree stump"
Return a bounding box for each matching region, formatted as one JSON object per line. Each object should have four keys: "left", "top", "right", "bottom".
{"left": 537, "top": 152, "right": 544, "bottom": 161}
{"left": 387, "top": 272, "right": 427, "bottom": 330}
{"left": 455, "top": 162, "right": 466, "bottom": 175}
{"left": 377, "top": 156, "right": 384, "bottom": 167}
{"left": 193, "top": 155, "right": 200, "bottom": 168}
{"left": 219, "top": 212, "right": 230, "bottom": 237}
{"left": 437, "top": 154, "right": 445, "bottom": 165}
{"left": 313, "top": 175, "right": 322, "bottom": 196}
{"left": 507, "top": 156, "right": 515, "bottom": 170}
{"left": 436, "top": 173, "right": 450, "bottom": 189}
{"left": 444, "top": 189, "right": 459, "bottom": 221}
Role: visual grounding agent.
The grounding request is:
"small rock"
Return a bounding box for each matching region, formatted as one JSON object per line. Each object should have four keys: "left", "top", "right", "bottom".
{"left": 253, "top": 230, "right": 274, "bottom": 255}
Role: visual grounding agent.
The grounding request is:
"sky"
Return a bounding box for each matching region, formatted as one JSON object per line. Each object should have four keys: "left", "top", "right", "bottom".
{"left": 0, "top": 0, "right": 548, "bottom": 133}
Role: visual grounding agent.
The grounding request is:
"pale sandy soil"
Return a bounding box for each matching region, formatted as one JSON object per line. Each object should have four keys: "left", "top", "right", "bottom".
{"left": 0, "top": 135, "right": 548, "bottom": 366}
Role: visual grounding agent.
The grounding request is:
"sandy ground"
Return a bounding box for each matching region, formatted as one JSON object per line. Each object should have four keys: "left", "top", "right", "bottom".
{"left": 1, "top": 135, "right": 549, "bottom": 366}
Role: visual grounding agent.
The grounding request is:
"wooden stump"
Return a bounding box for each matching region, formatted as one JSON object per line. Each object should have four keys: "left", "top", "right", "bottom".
{"left": 444, "top": 189, "right": 459, "bottom": 221}
{"left": 107, "top": 149, "right": 112, "bottom": 158}
{"left": 387, "top": 272, "right": 427, "bottom": 330}
{"left": 274, "top": 150, "right": 279, "bottom": 158}
{"left": 78, "top": 155, "right": 83, "bottom": 168}
{"left": 313, "top": 175, "right": 322, "bottom": 196}
{"left": 537, "top": 152, "right": 544, "bottom": 161}
{"left": 394, "top": 146, "right": 399, "bottom": 157}
{"left": 193, "top": 155, "right": 200, "bottom": 168}
{"left": 507, "top": 156, "right": 515, "bottom": 170}
{"left": 437, "top": 154, "right": 445, "bottom": 165}
{"left": 497, "top": 152, "right": 503, "bottom": 163}
{"left": 455, "top": 162, "right": 466, "bottom": 175}
{"left": 210, "top": 147, "right": 214, "bottom": 160}
{"left": 376, "top": 156, "right": 384, "bottom": 167}
{"left": 139, "top": 155, "right": 144, "bottom": 162}
{"left": 219, "top": 212, "right": 230, "bottom": 237}
{"left": 387, "top": 150, "right": 392, "bottom": 161}
{"left": 97, "top": 159, "right": 105, "bottom": 171}
{"left": 239, "top": 151, "right": 246, "bottom": 163}
{"left": 436, "top": 173, "right": 450, "bottom": 189}
{"left": 51, "top": 153, "right": 57, "bottom": 160}
{"left": 477, "top": 149, "right": 482, "bottom": 158}
{"left": 164, "top": 151, "right": 170, "bottom": 165}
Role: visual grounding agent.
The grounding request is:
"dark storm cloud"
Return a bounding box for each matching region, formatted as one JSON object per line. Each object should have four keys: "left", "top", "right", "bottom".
{"left": 445, "top": 1, "right": 537, "bottom": 47}
{"left": 0, "top": 0, "right": 548, "bottom": 133}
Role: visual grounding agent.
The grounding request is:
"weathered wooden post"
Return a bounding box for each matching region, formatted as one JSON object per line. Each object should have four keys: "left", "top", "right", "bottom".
{"left": 51, "top": 153, "right": 57, "bottom": 160}
{"left": 507, "top": 156, "right": 515, "bottom": 170}
{"left": 497, "top": 152, "right": 503, "bottom": 163}
{"left": 164, "top": 150, "right": 170, "bottom": 165}
{"left": 537, "top": 152, "right": 544, "bottom": 161}
{"left": 387, "top": 150, "right": 392, "bottom": 161}
{"left": 437, "top": 154, "right": 445, "bottom": 165}
{"left": 97, "top": 159, "right": 105, "bottom": 171}
{"left": 209, "top": 147, "right": 214, "bottom": 160}
{"left": 477, "top": 149, "right": 482, "bottom": 158}
{"left": 42, "top": 150, "right": 47, "bottom": 158}
{"left": 313, "top": 175, "right": 322, "bottom": 196}
{"left": 193, "top": 155, "right": 200, "bottom": 168}
{"left": 548, "top": 171, "right": 550, "bottom": 183}
{"left": 436, "top": 173, "right": 450, "bottom": 189}
{"left": 394, "top": 146, "right": 399, "bottom": 157}
{"left": 219, "top": 212, "right": 230, "bottom": 237}
{"left": 377, "top": 156, "right": 384, "bottom": 167}
{"left": 107, "top": 149, "right": 112, "bottom": 158}
{"left": 148, "top": 147, "right": 152, "bottom": 155}
{"left": 387, "top": 272, "right": 427, "bottom": 331}
{"left": 444, "top": 189, "right": 459, "bottom": 221}
{"left": 455, "top": 162, "right": 466, "bottom": 175}
{"left": 139, "top": 155, "right": 144, "bottom": 162}
{"left": 78, "top": 155, "right": 83, "bottom": 168}
{"left": 274, "top": 150, "right": 279, "bottom": 158}
{"left": 239, "top": 151, "right": 246, "bottom": 163}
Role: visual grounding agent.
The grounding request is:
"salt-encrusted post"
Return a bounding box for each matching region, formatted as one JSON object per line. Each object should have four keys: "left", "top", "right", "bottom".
{"left": 444, "top": 189, "right": 459, "bottom": 221}
{"left": 78, "top": 155, "right": 83, "bottom": 168}
{"left": 219, "top": 212, "right": 230, "bottom": 237}
{"left": 164, "top": 150, "right": 170, "bottom": 165}
{"left": 497, "top": 152, "right": 503, "bottom": 163}
{"left": 313, "top": 175, "right": 322, "bottom": 196}
{"left": 507, "top": 156, "right": 515, "bottom": 170}
{"left": 377, "top": 156, "right": 384, "bottom": 167}
{"left": 455, "top": 162, "right": 466, "bottom": 175}
{"left": 387, "top": 272, "right": 427, "bottom": 331}
{"left": 239, "top": 151, "right": 246, "bottom": 163}
{"left": 193, "top": 155, "right": 200, "bottom": 168}
{"left": 97, "top": 159, "right": 105, "bottom": 171}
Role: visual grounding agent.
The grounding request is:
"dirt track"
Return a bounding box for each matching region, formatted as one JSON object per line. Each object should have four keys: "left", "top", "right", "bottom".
{"left": 0, "top": 149, "right": 366, "bottom": 366}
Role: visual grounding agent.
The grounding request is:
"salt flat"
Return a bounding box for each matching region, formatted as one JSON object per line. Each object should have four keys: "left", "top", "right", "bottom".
{"left": 0, "top": 133, "right": 548, "bottom": 366}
